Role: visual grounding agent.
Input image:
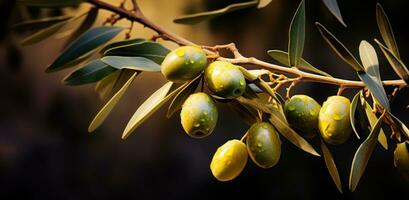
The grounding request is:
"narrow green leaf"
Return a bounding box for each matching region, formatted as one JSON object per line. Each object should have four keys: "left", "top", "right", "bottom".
{"left": 315, "top": 22, "right": 365, "bottom": 72}
{"left": 65, "top": 7, "right": 99, "bottom": 48}
{"left": 64, "top": 59, "right": 116, "bottom": 86}
{"left": 47, "top": 26, "right": 123, "bottom": 72}
{"left": 88, "top": 72, "right": 137, "bottom": 132}
{"left": 322, "top": 0, "right": 347, "bottom": 27}
{"left": 166, "top": 76, "right": 201, "bottom": 118}
{"left": 375, "top": 39, "right": 409, "bottom": 84}
{"left": 103, "top": 40, "right": 169, "bottom": 64}
{"left": 227, "top": 100, "right": 259, "bottom": 126}
{"left": 101, "top": 56, "right": 161, "bottom": 72}
{"left": 363, "top": 101, "right": 387, "bottom": 150}
{"left": 95, "top": 69, "right": 136, "bottom": 100}
{"left": 349, "top": 114, "right": 384, "bottom": 192}
{"left": 18, "top": 0, "right": 82, "bottom": 7}
{"left": 100, "top": 38, "right": 146, "bottom": 54}
{"left": 13, "top": 16, "right": 72, "bottom": 32}
{"left": 288, "top": 0, "right": 305, "bottom": 67}
{"left": 122, "top": 82, "right": 187, "bottom": 139}
{"left": 21, "top": 18, "right": 71, "bottom": 46}
{"left": 267, "top": 50, "right": 333, "bottom": 77}
{"left": 376, "top": 3, "right": 400, "bottom": 58}
{"left": 357, "top": 72, "right": 390, "bottom": 112}
{"left": 389, "top": 112, "right": 409, "bottom": 138}
{"left": 257, "top": 0, "right": 272, "bottom": 8}
{"left": 350, "top": 91, "right": 361, "bottom": 139}
{"left": 173, "top": 0, "right": 258, "bottom": 25}
{"left": 320, "top": 140, "right": 343, "bottom": 193}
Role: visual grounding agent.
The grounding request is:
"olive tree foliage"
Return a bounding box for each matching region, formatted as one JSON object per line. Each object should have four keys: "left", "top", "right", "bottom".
{"left": 13, "top": 0, "right": 409, "bottom": 193}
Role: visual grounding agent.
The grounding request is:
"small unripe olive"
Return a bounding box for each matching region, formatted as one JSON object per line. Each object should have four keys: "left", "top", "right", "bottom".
{"left": 210, "top": 140, "right": 248, "bottom": 181}
{"left": 394, "top": 141, "right": 409, "bottom": 180}
{"left": 205, "top": 61, "right": 246, "bottom": 99}
{"left": 246, "top": 122, "right": 281, "bottom": 168}
{"left": 284, "top": 95, "right": 321, "bottom": 138}
{"left": 161, "top": 46, "right": 207, "bottom": 82}
{"left": 180, "top": 92, "right": 218, "bottom": 138}
{"left": 319, "top": 96, "right": 352, "bottom": 145}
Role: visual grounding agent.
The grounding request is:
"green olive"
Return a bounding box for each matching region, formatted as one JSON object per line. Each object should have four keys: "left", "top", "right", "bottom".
{"left": 394, "top": 141, "right": 409, "bottom": 180}
{"left": 210, "top": 140, "right": 248, "bottom": 181}
{"left": 161, "top": 46, "right": 207, "bottom": 82}
{"left": 246, "top": 122, "right": 281, "bottom": 168}
{"left": 284, "top": 95, "right": 321, "bottom": 138}
{"left": 180, "top": 92, "right": 218, "bottom": 138}
{"left": 319, "top": 96, "right": 352, "bottom": 145}
{"left": 204, "top": 61, "right": 246, "bottom": 99}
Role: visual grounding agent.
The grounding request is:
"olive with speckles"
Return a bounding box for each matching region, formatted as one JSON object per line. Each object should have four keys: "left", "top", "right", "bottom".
{"left": 205, "top": 61, "right": 246, "bottom": 99}
{"left": 161, "top": 46, "right": 207, "bottom": 82}
{"left": 180, "top": 92, "right": 218, "bottom": 138}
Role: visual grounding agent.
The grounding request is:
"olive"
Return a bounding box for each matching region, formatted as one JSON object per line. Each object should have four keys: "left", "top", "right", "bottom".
{"left": 210, "top": 140, "right": 248, "bottom": 181}
{"left": 246, "top": 122, "right": 281, "bottom": 168}
{"left": 204, "top": 61, "right": 246, "bottom": 99}
{"left": 161, "top": 46, "right": 207, "bottom": 82}
{"left": 284, "top": 95, "right": 321, "bottom": 138}
{"left": 394, "top": 141, "right": 409, "bottom": 180}
{"left": 318, "top": 96, "right": 352, "bottom": 145}
{"left": 180, "top": 92, "right": 218, "bottom": 138}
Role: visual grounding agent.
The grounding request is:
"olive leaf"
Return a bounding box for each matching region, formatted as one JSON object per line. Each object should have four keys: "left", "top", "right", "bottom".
{"left": 350, "top": 91, "right": 361, "bottom": 139}
{"left": 122, "top": 82, "right": 188, "bottom": 139}
{"left": 349, "top": 113, "right": 384, "bottom": 192}
{"left": 227, "top": 100, "right": 260, "bottom": 126}
{"left": 101, "top": 56, "right": 161, "bottom": 72}
{"left": 47, "top": 26, "right": 124, "bottom": 72}
{"left": 21, "top": 17, "right": 73, "bottom": 46}
{"left": 64, "top": 7, "right": 99, "bottom": 48}
{"left": 375, "top": 39, "right": 409, "bottom": 84}
{"left": 322, "top": 0, "right": 347, "bottom": 27}
{"left": 103, "top": 40, "right": 169, "bottom": 64}
{"left": 63, "top": 59, "right": 117, "bottom": 86}
{"left": 166, "top": 75, "right": 201, "bottom": 118}
{"left": 257, "top": 0, "right": 272, "bottom": 8}
{"left": 358, "top": 40, "right": 390, "bottom": 112}
{"left": 363, "top": 100, "right": 388, "bottom": 150}
{"left": 88, "top": 72, "right": 138, "bottom": 132}
{"left": 320, "top": 140, "right": 343, "bottom": 193}
{"left": 267, "top": 50, "right": 332, "bottom": 77}
{"left": 95, "top": 69, "right": 136, "bottom": 100}
{"left": 12, "top": 15, "right": 72, "bottom": 32}
{"left": 376, "top": 3, "right": 400, "bottom": 58}
{"left": 389, "top": 112, "right": 409, "bottom": 138}
{"left": 17, "top": 0, "right": 83, "bottom": 7}
{"left": 173, "top": 0, "right": 258, "bottom": 25}
{"left": 315, "top": 22, "right": 365, "bottom": 72}
{"left": 288, "top": 0, "right": 305, "bottom": 67}
{"left": 100, "top": 38, "right": 146, "bottom": 54}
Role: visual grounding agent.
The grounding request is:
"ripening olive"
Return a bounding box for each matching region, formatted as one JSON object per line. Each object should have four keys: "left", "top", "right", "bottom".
{"left": 161, "top": 46, "right": 207, "bottom": 82}
{"left": 205, "top": 61, "right": 246, "bottom": 99}
{"left": 246, "top": 122, "right": 281, "bottom": 168}
{"left": 394, "top": 141, "right": 409, "bottom": 180}
{"left": 180, "top": 92, "right": 218, "bottom": 138}
{"left": 284, "top": 95, "right": 321, "bottom": 138}
{"left": 319, "top": 96, "right": 352, "bottom": 145}
{"left": 210, "top": 140, "right": 248, "bottom": 181}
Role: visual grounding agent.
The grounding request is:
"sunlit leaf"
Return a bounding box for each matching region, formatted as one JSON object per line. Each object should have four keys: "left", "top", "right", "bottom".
{"left": 101, "top": 56, "right": 161, "bottom": 72}
{"left": 63, "top": 59, "right": 116, "bottom": 86}
{"left": 375, "top": 39, "right": 409, "bottom": 84}
{"left": 315, "top": 22, "right": 364, "bottom": 72}
{"left": 349, "top": 114, "right": 384, "bottom": 192}
{"left": 350, "top": 91, "right": 361, "bottom": 139}
{"left": 13, "top": 16, "right": 72, "bottom": 32}
{"left": 173, "top": 0, "right": 258, "bottom": 25}
{"left": 376, "top": 3, "right": 400, "bottom": 58}
{"left": 166, "top": 75, "right": 201, "bottom": 118}
{"left": 322, "top": 0, "right": 347, "bottom": 27}
{"left": 363, "top": 101, "right": 388, "bottom": 150}
{"left": 18, "top": 0, "right": 82, "bottom": 7}
{"left": 88, "top": 72, "right": 137, "bottom": 132}
{"left": 267, "top": 50, "right": 332, "bottom": 77}
{"left": 122, "top": 82, "right": 187, "bottom": 139}
{"left": 257, "top": 0, "right": 272, "bottom": 8}
{"left": 320, "top": 140, "right": 343, "bottom": 193}
{"left": 95, "top": 69, "right": 135, "bottom": 100}
{"left": 47, "top": 26, "right": 123, "bottom": 72}
{"left": 288, "top": 0, "right": 305, "bottom": 67}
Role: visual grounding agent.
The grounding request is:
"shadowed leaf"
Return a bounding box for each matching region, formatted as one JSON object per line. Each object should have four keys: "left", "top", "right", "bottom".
{"left": 288, "top": 0, "right": 305, "bottom": 67}
{"left": 101, "top": 56, "right": 161, "bottom": 72}
{"left": 18, "top": 0, "right": 82, "bottom": 7}
{"left": 167, "top": 75, "right": 201, "bottom": 118}
{"left": 376, "top": 3, "right": 400, "bottom": 58}
{"left": 322, "top": 0, "right": 347, "bottom": 27}
{"left": 13, "top": 15, "right": 72, "bottom": 32}
{"left": 320, "top": 140, "right": 343, "bottom": 193}
{"left": 21, "top": 17, "right": 71, "bottom": 46}
{"left": 101, "top": 38, "right": 146, "bottom": 54}
{"left": 389, "top": 112, "right": 409, "bottom": 138}
{"left": 375, "top": 39, "right": 409, "bottom": 84}
{"left": 228, "top": 100, "right": 259, "bottom": 126}
{"left": 63, "top": 59, "right": 116, "bottom": 86}
{"left": 64, "top": 7, "right": 99, "bottom": 48}
{"left": 363, "top": 100, "right": 388, "bottom": 150}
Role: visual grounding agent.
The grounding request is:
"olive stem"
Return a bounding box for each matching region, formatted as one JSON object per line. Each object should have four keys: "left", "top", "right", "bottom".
{"left": 240, "top": 131, "right": 248, "bottom": 142}
{"left": 85, "top": 0, "right": 407, "bottom": 89}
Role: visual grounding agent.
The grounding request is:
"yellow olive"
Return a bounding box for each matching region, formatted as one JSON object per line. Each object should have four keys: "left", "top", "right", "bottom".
{"left": 394, "top": 141, "right": 409, "bottom": 180}
{"left": 319, "top": 96, "right": 352, "bottom": 145}
{"left": 161, "top": 46, "right": 207, "bottom": 82}
{"left": 284, "top": 95, "right": 321, "bottom": 138}
{"left": 205, "top": 61, "right": 246, "bottom": 99}
{"left": 210, "top": 139, "right": 248, "bottom": 181}
{"left": 180, "top": 92, "right": 218, "bottom": 138}
{"left": 246, "top": 122, "right": 281, "bottom": 168}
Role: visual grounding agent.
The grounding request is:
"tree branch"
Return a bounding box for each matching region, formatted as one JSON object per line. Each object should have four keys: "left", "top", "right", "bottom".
{"left": 86, "top": 0, "right": 407, "bottom": 89}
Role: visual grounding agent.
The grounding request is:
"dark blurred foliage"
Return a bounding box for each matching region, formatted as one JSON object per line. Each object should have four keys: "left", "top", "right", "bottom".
{"left": 1, "top": 0, "right": 409, "bottom": 199}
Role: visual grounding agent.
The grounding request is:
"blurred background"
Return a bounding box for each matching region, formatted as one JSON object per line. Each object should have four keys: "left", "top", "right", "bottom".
{"left": 1, "top": 0, "right": 408, "bottom": 199}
